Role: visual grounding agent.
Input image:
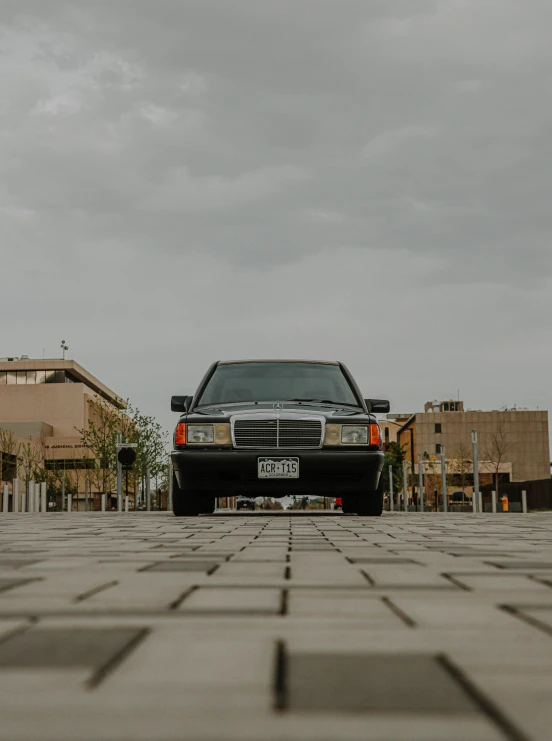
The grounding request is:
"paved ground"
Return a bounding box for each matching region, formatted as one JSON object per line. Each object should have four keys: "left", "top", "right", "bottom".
{"left": 1, "top": 512, "right": 552, "bottom": 741}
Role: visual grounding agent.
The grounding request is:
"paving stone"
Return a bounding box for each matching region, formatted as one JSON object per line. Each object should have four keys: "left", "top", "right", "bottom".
{"left": 0, "top": 627, "right": 144, "bottom": 670}
{"left": 142, "top": 561, "right": 220, "bottom": 573}
{"left": 284, "top": 651, "right": 480, "bottom": 713}
{"left": 0, "top": 577, "right": 37, "bottom": 594}
{"left": 0, "top": 560, "right": 42, "bottom": 569}
{"left": 179, "top": 587, "right": 282, "bottom": 614}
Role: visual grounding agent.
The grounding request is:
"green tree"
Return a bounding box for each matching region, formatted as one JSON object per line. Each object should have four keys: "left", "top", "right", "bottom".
{"left": 77, "top": 398, "right": 133, "bottom": 498}
{"left": 126, "top": 405, "right": 169, "bottom": 503}
{"left": 422, "top": 451, "right": 441, "bottom": 510}
{"left": 381, "top": 442, "right": 407, "bottom": 495}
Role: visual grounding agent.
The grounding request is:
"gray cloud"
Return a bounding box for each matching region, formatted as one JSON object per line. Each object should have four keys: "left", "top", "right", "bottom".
{"left": 1, "top": 1, "right": 552, "bottom": 435}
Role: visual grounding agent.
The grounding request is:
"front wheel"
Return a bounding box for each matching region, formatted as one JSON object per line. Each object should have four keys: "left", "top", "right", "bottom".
{"left": 342, "top": 489, "right": 383, "bottom": 517}
{"left": 355, "top": 492, "right": 383, "bottom": 517}
{"left": 172, "top": 474, "right": 216, "bottom": 516}
{"left": 173, "top": 494, "right": 216, "bottom": 516}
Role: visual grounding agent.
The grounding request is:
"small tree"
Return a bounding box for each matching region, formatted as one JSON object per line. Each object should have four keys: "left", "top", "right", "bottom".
{"left": 483, "top": 420, "right": 510, "bottom": 496}
{"left": 381, "top": 442, "right": 407, "bottom": 495}
{"left": 77, "top": 397, "right": 132, "bottom": 498}
{"left": 0, "top": 428, "right": 19, "bottom": 483}
{"left": 17, "top": 440, "right": 44, "bottom": 488}
{"left": 126, "top": 405, "right": 168, "bottom": 503}
{"left": 450, "top": 443, "right": 472, "bottom": 499}
{"left": 422, "top": 451, "right": 441, "bottom": 510}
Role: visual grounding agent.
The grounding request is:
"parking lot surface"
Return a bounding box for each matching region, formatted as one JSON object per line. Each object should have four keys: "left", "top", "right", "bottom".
{"left": 1, "top": 511, "right": 552, "bottom": 741}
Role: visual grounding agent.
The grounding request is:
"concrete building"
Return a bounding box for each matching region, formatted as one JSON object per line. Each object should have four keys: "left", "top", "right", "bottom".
{"left": 379, "top": 414, "right": 412, "bottom": 452}
{"left": 0, "top": 357, "right": 125, "bottom": 508}
{"left": 396, "top": 399, "right": 550, "bottom": 487}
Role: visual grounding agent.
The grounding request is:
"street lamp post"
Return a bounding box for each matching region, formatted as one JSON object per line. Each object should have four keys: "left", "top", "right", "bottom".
{"left": 472, "top": 429, "right": 479, "bottom": 513}
{"left": 418, "top": 453, "right": 424, "bottom": 512}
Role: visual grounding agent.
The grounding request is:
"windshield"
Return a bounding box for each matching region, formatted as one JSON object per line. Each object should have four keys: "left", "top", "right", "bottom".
{"left": 197, "top": 362, "right": 360, "bottom": 407}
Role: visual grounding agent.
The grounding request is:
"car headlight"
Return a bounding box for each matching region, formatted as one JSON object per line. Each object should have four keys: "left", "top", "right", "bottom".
{"left": 324, "top": 424, "right": 341, "bottom": 445}
{"left": 186, "top": 423, "right": 231, "bottom": 445}
{"left": 187, "top": 424, "right": 214, "bottom": 443}
{"left": 341, "top": 425, "right": 369, "bottom": 444}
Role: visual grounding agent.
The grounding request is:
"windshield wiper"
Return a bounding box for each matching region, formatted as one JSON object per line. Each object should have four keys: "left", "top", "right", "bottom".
{"left": 287, "top": 398, "right": 361, "bottom": 407}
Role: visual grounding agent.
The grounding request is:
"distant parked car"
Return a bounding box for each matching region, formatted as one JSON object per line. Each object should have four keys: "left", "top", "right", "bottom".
{"left": 236, "top": 497, "right": 255, "bottom": 511}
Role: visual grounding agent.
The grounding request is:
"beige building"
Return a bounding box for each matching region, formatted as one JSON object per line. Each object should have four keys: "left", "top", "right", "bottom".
{"left": 0, "top": 357, "right": 125, "bottom": 507}
{"left": 396, "top": 399, "right": 550, "bottom": 486}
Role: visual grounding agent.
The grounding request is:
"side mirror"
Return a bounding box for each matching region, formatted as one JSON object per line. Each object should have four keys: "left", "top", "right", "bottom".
{"left": 171, "top": 395, "right": 191, "bottom": 413}
{"left": 365, "top": 399, "right": 390, "bottom": 414}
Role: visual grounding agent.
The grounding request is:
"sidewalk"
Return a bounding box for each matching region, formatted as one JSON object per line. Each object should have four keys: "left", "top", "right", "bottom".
{"left": 0, "top": 511, "right": 551, "bottom": 740}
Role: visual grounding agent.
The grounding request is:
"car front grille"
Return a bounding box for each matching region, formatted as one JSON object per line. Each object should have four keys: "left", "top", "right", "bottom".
{"left": 233, "top": 417, "right": 323, "bottom": 449}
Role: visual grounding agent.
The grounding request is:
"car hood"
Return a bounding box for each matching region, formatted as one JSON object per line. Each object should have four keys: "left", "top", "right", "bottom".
{"left": 189, "top": 401, "right": 371, "bottom": 421}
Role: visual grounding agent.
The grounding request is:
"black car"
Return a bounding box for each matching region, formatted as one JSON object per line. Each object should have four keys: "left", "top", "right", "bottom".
{"left": 170, "top": 360, "right": 389, "bottom": 517}
{"left": 236, "top": 497, "right": 256, "bottom": 511}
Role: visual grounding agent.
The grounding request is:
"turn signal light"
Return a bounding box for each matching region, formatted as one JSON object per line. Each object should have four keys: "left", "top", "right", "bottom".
{"left": 175, "top": 423, "right": 187, "bottom": 445}
{"left": 369, "top": 424, "right": 381, "bottom": 447}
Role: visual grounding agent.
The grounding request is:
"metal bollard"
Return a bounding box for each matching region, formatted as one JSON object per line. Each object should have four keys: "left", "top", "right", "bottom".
{"left": 101, "top": 494, "right": 106, "bottom": 512}
{"left": 389, "top": 466, "right": 394, "bottom": 512}
{"left": 491, "top": 491, "right": 497, "bottom": 514}
{"left": 34, "top": 483, "right": 40, "bottom": 513}
{"left": 478, "top": 491, "right": 482, "bottom": 513}
{"left": 40, "top": 482, "right": 46, "bottom": 513}
{"left": 403, "top": 461, "right": 408, "bottom": 513}
{"left": 472, "top": 490, "right": 477, "bottom": 514}
{"left": 67, "top": 494, "right": 72, "bottom": 513}
{"left": 2, "top": 485, "right": 8, "bottom": 513}
{"left": 522, "top": 490, "right": 527, "bottom": 514}
{"left": 28, "top": 480, "right": 34, "bottom": 513}
{"left": 124, "top": 496, "right": 129, "bottom": 513}
{"left": 13, "top": 479, "right": 18, "bottom": 513}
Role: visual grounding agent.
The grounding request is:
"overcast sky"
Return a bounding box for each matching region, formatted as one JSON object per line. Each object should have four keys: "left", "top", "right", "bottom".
{"left": 2, "top": 0, "right": 552, "bottom": 438}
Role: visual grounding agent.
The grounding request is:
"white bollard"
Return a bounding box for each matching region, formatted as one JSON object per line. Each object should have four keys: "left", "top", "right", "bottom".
{"left": 478, "top": 491, "right": 483, "bottom": 513}
{"left": 124, "top": 496, "right": 129, "bottom": 513}
{"left": 101, "top": 494, "right": 106, "bottom": 512}
{"left": 2, "top": 485, "right": 8, "bottom": 513}
{"left": 522, "top": 490, "right": 528, "bottom": 514}
{"left": 12, "top": 479, "right": 18, "bottom": 513}
{"left": 491, "top": 491, "right": 497, "bottom": 514}
{"left": 40, "top": 482, "right": 47, "bottom": 513}
{"left": 28, "top": 481, "right": 34, "bottom": 513}
{"left": 34, "top": 483, "right": 40, "bottom": 513}
{"left": 67, "top": 494, "right": 72, "bottom": 513}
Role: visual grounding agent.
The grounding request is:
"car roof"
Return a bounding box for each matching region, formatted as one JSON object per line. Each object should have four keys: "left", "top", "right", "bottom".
{"left": 217, "top": 359, "right": 340, "bottom": 365}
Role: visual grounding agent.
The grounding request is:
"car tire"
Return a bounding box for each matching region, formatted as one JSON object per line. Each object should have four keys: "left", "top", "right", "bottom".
{"left": 341, "top": 496, "right": 355, "bottom": 514}
{"left": 198, "top": 495, "right": 216, "bottom": 515}
{"left": 173, "top": 493, "right": 200, "bottom": 517}
{"left": 354, "top": 491, "right": 383, "bottom": 517}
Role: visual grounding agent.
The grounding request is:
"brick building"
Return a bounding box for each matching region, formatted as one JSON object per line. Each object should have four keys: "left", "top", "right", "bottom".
{"left": 396, "top": 399, "right": 550, "bottom": 487}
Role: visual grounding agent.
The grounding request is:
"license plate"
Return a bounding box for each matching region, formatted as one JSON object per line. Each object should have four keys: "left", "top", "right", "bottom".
{"left": 258, "top": 457, "right": 299, "bottom": 479}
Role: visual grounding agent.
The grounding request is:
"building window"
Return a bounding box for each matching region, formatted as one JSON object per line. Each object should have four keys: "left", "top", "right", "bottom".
{"left": 45, "top": 459, "right": 96, "bottom": 471}
{"left": 436, "top": 444, "right": 442, "bottom": 454}
{"left": 0, "top": 372, "right": 6, "bottom": 385}
{"left": 435, "top": 423, "right": 442, "bottom": 434}
{"left": 384, "top": 427, "right": 390, "bottom": 445}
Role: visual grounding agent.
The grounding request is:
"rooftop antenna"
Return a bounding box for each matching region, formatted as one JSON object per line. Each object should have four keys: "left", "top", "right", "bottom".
{"left": 60, "top": 340, "right": 69, "bottom": 360}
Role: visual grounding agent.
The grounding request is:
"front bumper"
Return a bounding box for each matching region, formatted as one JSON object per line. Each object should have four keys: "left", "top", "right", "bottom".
{"left": 171, "top": 448, "right": 384, "bottom": 496}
